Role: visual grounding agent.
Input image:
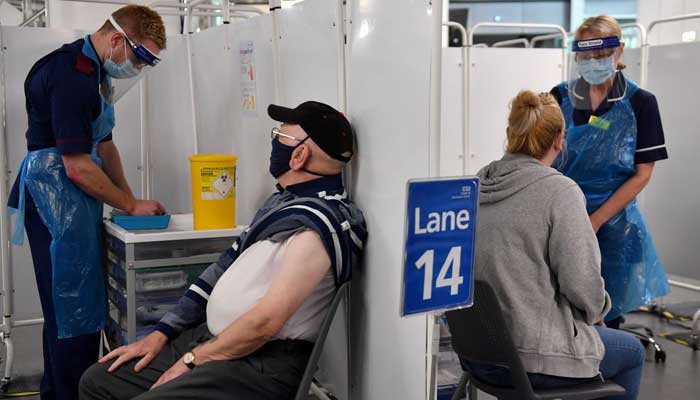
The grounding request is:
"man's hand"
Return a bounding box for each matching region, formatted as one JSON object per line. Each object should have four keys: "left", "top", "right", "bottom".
{"left": 128, "top": 199, "right": 166, "bottom": 216}
{"left": 99, "top": 331, "right": 168, "bottom": 373}
{"left": 151, "top": 357, "right": 190, "bottom": 390}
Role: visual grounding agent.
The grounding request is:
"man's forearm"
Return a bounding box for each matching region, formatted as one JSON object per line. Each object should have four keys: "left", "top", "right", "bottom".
{"left": 63, "top": 154, "right": 135, "bottom": 211}
{"left": 194, "top": 311, "right": 277, "bottom": 364}
{"left": 98, "top": 142, "right": 135, "bottom": 199}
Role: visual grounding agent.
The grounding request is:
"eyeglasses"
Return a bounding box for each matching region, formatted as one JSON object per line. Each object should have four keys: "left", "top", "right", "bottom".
{"left": 270, "top": 127, "right": 309, "bottom": 144}
{"left": 109, "top": 16, "right": 161, "bottom": 67}
{"left": 124, "top": 35, "right": 160, "bottom": 67}
{"left": 575, "top": 48, "right": 617, "bottom": 61}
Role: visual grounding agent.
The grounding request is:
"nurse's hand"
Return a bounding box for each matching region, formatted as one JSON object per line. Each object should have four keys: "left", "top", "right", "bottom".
{"left": 100, "top": 330, "right": 168, "bottom": 373}
{"left": 129, "top": 199, "right": 166, "bottom": 216}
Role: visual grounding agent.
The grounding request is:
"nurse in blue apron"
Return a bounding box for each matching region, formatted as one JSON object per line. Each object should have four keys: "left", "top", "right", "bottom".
{"left": 551, "top": 15, "right": 670, "bottom": 329}
{"left": 7, "top": 7, "right": 166, "bottom": 399}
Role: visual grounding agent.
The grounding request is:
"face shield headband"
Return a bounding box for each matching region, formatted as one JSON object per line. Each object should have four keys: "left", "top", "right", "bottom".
{"left": 572, "top": 35, "right": 621, "bottom": 52}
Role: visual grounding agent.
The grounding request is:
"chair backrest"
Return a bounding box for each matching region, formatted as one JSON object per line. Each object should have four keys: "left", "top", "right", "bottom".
{"left": 294, "top": 282, "right": 349, "bottom": 400}
{"left": 445, "top": 280, "right": 536, "bottom": 398}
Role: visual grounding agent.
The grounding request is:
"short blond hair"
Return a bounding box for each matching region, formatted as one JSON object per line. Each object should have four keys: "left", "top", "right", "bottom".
{"left": 575, "top": 15, "right": 625, "bottom": 69}
{"left": 506, "top": 91, "right": 565, "bottom": 159}
{"left": 98, "top": 5, "right": 166, "bottom": 50}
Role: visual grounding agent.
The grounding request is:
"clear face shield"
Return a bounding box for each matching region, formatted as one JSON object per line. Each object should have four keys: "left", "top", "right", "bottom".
{"left": 108, "top": 75, "right": 145, "bottom": 104}
{"left": 567, "top": 35, "right": 622, "bottom": 110}
{"left": 103, "top": 16, "right": 163, "bottom": 105}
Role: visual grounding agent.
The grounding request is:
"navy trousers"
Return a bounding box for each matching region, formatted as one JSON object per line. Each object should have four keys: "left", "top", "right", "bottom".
{"left": 24, "top": 198, "right": 101, "bottom": 400}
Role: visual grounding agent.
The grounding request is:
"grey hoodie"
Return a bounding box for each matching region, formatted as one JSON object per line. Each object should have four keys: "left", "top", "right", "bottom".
{"left": 475, "top": 153, "right": 611, "bottom": 378}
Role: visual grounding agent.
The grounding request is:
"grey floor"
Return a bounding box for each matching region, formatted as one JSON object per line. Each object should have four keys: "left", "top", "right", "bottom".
{"left": 628, "top": 276, "right": 700, "bottom": 400}
{"left": 2, "top": 275, "right": 700, "bottom": 400}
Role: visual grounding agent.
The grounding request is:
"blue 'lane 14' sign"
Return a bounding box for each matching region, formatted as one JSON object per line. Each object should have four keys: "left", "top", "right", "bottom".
{"left": 401, "top": 177, "right": 479, "bottom": 316}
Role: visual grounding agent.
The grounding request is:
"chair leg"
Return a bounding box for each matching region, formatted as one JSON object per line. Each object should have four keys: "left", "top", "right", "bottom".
{"left": 309, "top": 382, "right": 333, "bottom": 400}
{"left": 467, "top": 377, "right": 478, "bottom": 400}
{"left": 451, "top": 372, "right": 469, "bottom": 400}
{"left": 451, "top": 372, "right": 479, "bottom": 400}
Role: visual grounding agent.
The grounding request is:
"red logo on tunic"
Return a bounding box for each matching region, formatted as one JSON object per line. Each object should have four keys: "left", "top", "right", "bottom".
{"left": 74, "top": 53, "right": 94, "bottom": 75}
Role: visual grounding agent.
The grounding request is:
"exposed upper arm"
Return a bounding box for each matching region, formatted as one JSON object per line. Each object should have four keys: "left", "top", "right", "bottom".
{"left": 635, "top": 162, "right": 655, "bottom": 182}
{"left": 250, "top": 230, "right": 331, "bottom": 334}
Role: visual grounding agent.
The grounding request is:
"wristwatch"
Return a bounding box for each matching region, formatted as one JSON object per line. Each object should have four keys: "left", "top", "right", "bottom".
{"left": 183, "top": 351, "right": 197, "bottom": 369}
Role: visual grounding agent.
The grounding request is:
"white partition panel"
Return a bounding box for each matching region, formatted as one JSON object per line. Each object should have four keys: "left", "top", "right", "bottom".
{"left": 0, "top": 27, "right": 71, "bottom": 321}
{"left": 276, "top": 1, "right": 348, "bottom": 396}
{"left": 147, "top": 35, "right": 197, "bottom": 213}
{"left": 184, "top": 19, "right": 276, "bottom": 225}
{"left": 229, "top": 16, "right": 277, "bottom": 225}
{"left": 622, "top": 47, "right": 642, "bottom": 87}
{"left": 277, "top": 0, "right": 342, "bottom": 107}
{"left": 347, "top": 1, "right": 435, "bottom": 399}
{"left": 467, "top": 48, "right": 564, "bottom": 174}
{"left": 190, "top": 26, "right": 236, "bottom": 155}
{"left": 0, "top": 27, "right": 143, "bottom": 320}
{"left": 641, "top": 41, "right": 700, "bottom": 280}
{"left": 441, "top": 48, "right": 466, "bottom": 176}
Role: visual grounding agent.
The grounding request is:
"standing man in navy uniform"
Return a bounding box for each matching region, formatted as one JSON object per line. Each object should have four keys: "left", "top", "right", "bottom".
{"left": 7, "top": 5, "right": 167, "bottom": 399}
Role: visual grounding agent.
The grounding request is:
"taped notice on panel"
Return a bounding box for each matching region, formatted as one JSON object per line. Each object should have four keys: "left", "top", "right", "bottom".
{"left": 240, "top": 40, "right": 257, "bottom": 116}
{"left": 201, "top": 167, "right": 236, "bottom": 200}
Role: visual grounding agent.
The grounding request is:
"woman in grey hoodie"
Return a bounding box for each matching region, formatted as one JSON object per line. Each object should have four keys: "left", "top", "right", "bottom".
{"left": 466, "top": 91, "right": 645, "bottom": 399}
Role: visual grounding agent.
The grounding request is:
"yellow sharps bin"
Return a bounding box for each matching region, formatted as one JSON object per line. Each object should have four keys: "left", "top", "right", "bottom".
{"left": 189, "top": 154, "right": 237, "bottom": 230}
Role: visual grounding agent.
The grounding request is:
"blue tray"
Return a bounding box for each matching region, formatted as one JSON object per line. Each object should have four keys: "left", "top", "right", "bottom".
{"left": 111, "top": 214, "right": 171, "bottom": 231}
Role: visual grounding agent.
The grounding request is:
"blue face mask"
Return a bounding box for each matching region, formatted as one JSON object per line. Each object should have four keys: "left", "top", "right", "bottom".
{"left": 269, "top": 139, "right": 298, "bottom": 178}
{"left": 576, "top": 55, "right": 616, "bottom": 85}
{"left": 269, "top": 137, "right": 339, "bottom": 179}
{"left": 104, "top": 43, "right": 141, "bottom": 79}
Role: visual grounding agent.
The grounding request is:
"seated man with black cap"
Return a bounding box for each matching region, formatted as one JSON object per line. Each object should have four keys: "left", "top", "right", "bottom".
{"left": 79, "top": 101, "right": 367, "bottom": 400}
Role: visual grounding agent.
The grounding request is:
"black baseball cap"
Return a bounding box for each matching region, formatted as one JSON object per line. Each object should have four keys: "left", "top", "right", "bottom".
{"left": 267, "top": 101, "right": 354, "bottom": 162}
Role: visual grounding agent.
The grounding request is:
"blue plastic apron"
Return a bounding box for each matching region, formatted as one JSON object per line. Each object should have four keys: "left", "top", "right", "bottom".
{"left": 556, "top": 78, "right": 669, "bottom": 321}
{"left": 9, "top": 36, "right": 114, "bottom": 338}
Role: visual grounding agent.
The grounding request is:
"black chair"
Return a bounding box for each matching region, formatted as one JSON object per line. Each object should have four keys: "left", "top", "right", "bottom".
{"left": 445, "top": 280, "right": 626, "bottom": 400}
{"left": 294, "top": 282, "right": 349, "bottom": 400}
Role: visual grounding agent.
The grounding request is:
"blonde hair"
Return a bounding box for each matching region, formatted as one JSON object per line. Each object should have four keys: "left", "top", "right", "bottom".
{"left": 575, "top": 15, "right": 625, "bottom": 69}
{"left": 506, "top": 91, "right": 565, "bottom": 159}
{"left": 98, "top": 5, "right": 167, "bottom": 50}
